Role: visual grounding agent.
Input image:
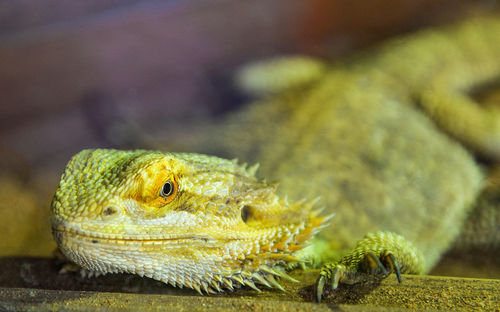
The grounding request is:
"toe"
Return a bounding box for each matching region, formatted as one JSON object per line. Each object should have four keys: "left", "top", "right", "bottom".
{"left": 383, "top": 253, "right": 402, "bottom": 283}
{"left": 315, "top": 275, "right": 326, "bottom": 303}
{"left": 366, "top": 252, "right": 388, "bottom": 275}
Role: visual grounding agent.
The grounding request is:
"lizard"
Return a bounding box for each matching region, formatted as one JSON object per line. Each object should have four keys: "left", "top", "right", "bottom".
{"left": 50, "top": 16, "right": 500, "bottom": 302}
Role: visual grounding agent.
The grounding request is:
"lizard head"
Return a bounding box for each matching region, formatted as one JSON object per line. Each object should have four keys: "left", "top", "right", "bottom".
{"left": 51, "top": 149, "right": 325, "bottom": 293}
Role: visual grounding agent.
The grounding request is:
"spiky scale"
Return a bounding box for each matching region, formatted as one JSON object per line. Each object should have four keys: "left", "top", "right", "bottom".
{"left": 244, "top": 280, "right": 261, "bottom": 292}
{"left": 223, "top": 278, "right": 234, "bottom": 291}
{"left": 201, "top": 281, "right": 209, "bottom": 294}
{"left": 192, "top": 283, "right": 203, "bottom": 295}
{"left": 252, "top": 273, "right": 272, "bottom": 288}
{"left": 211, "top": 280, "right": 222, "bottom": 292}
{"left": 232, "top": 275, "right": 245, "bottom": 286}
{"left": 274, "top": 269, "right": 299, "bottom": 283}
{"left": 265, "top": 275, "right": 285, "bottom": 292}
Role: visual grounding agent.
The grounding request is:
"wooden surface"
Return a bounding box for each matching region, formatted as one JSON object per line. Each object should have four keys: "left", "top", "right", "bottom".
{"left": 0, "top": 257, "right": 498, "bottom": 311}
{"left": 0, "top": 273, "right": 498, "bottom": 311}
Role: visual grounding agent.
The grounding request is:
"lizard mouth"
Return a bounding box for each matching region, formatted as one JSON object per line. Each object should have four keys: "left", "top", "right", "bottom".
{"left": 51, "top": 224, "right": 228, "bottom": 246}
{"left": 53, "top": 227, "right": 218, "bottom": 243}
{"left": 50, "top": 215, "right": 230, "bottom": 247}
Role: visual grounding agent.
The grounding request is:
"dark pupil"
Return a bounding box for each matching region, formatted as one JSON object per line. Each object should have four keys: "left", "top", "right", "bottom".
{"left": 161, "top": 181, "right": 173, "bottom": 196}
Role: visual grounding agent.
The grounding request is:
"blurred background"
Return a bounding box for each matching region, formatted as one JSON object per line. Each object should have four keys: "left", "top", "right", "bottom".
{"left": 0, "top": 0, "right": 497, "bottom": 276}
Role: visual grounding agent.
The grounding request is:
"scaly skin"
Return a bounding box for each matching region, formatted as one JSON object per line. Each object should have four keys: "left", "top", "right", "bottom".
{"left": 51, "top": 17, "right": 500, "bottom": 299}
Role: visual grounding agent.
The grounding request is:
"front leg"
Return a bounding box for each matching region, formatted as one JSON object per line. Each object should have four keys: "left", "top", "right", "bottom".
{"left": 315, "top": 231, "right": 423, "bottom": 303}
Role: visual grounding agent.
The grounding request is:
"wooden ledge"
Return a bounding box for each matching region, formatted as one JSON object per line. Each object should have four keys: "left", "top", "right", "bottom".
{"left": 0, "top": 257, "right": 498, "bottom": 311}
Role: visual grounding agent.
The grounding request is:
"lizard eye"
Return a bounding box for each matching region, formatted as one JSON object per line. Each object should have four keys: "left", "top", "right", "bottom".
{"left": 158, "top": 179, "right": 178, "bottom": 205}
{"left": 160, "top": 180, "right": 175, "bottom": 197}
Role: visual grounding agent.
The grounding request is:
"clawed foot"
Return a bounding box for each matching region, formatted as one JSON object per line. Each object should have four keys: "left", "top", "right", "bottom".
{"left": 315, "top": 231, "right": 423, "bottom": 303}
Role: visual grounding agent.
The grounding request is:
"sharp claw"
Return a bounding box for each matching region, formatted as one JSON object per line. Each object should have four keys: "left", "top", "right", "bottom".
{"left": 332, "top": 265, "right": 344, "bottom": 290}
{"left": 315, "top": 275, "right": 326, "bottom": 303}
{"left": 366, "top": 252, "right": 388, "bottom": 276}
{"left": 385, "top": 253, "right": 402, "bottom": 283}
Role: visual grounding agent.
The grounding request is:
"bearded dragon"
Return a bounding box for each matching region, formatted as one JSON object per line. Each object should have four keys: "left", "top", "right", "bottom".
{"left": 50, "top": 16, "right": 500, "bottom": 302}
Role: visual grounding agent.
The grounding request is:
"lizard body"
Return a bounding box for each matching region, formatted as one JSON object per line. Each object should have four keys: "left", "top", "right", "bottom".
{"left": 197, "top": 16, "right": 500, "bottom": 268}
{"left": 51, "top": 16, "right": 500, "bottom": 297}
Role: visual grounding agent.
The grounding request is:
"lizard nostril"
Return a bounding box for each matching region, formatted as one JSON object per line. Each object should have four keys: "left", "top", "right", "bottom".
{"left": 102, "top": 206, "right": 118, "bottom": 216}
{"left": 241, "top": 206, "right": 252, "bottom": 223}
